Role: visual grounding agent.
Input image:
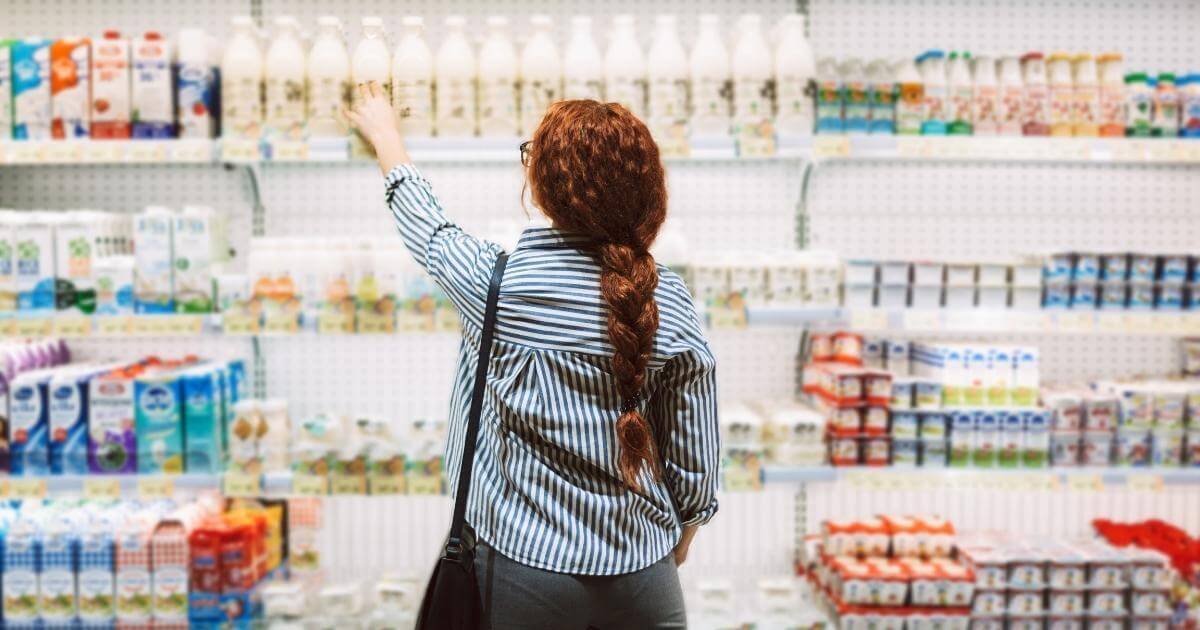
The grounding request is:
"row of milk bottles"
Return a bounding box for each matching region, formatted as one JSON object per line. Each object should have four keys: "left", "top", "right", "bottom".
{"left": 220, "top": 13, "right": 816, "bottom": 145}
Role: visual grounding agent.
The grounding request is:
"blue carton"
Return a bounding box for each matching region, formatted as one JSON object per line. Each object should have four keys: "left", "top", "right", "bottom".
{"left": 134, "top": 371, "right": 184, "bottom": 474}
{"left": 180, "top": 365, "right": 225, "bottom": 473}
{"left": 10, "top": 370, "right": 52, "bottom": 476}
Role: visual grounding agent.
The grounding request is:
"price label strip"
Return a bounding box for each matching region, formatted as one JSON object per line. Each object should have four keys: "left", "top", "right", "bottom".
{"left": 83, "top": 478, "right": 123, "bottom": 500}
{"left": 138, "top": 476, "right": 176, "bottom": 499}
{"left": 223, "top": 473, "right": 263, "bottom": 498}
{"left": 292, "top": 474, "right": 329, "bottom": 496}
{"left": 8, "top": 478, "right": 47, "bottom": 499}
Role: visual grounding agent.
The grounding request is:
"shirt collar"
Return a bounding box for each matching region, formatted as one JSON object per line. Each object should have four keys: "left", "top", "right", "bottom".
{"left": 515, "top": 225, "right": 596, "bottom": 250}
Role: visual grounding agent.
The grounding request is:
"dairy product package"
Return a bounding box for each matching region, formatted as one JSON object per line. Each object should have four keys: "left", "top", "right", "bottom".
{"left": 91, "top": 32, "right": 132, "bottom": 138}
{"left": 89, "top": 365, "right": 138, "bottom": 473}
{"left": 131, "top": 32, "right": 174, "bottom": 138}
{"left": 10, "top": 369, "right": 52, "bottom": 475}
{"left": 689, "top": 15, "right": 731, "bottom": 138}
{"left": 222, "top": 16, "right": 265, "bottom": 141}
{"left": 133, "top": 207, "right": 174, "bottom": 313}
{"left": 307, "top": 16, "right": 351, "bottom": 139}
{"left": 604, "top": 15, "right": 646, "bottom": 120}
{"left": 150, "top": 519, "right": 190, "bottom": 621}
{"left": 435, "top": 16, "right": 476, "bottom": 138}
{"left": 78, "top": 520, "right": 117, "bottom": 624}
{"left": 646, "top": 16, "right": 689, "bottom": 152}
{"left": 134, "top": 370, "right": 185, "bottom": 473}
{"left": 0, "top": 40, "right": 13, "bottom": 137}
{"left": 14, "top": 214, "right": 56, "bottom": 312}
{"left": 478, "top": 17, "right": 519, "bottom": 137}
{"left": 94, "top": 254, "right": 135, "bottom": 315}
{"left": 265, "top": 17, "right": 307, "bottom": 141}
{"left": 54, "top": 212, "right": 98, "bottom": 315}
{"left": 520, "top": 15, "right": 562, "bottom": 135}
{"left": 350, "top": 17, "right": 390, "bottom": 156}
{"left": 49, "top": 365, "right": 107, "bottom": 474}
{"left": 3, "top": 523, "right": 40, "bottom": 622}
{"left": 39, "top": 518, "right": 79, "bottom": 623}
{"left": 0, "top": 212, "right": 18, "bottom": 311}
{"left": 50, "top": 37, "right": 91, "bottom": 138}
{"left": 115, "top": 518, "right": 153, "bottom": 622}
{"left": 732, "top": 14, "right": 775, "bottom": 153}
{"left": 173, "top": 206, "right": 220, "bottom": 313}
{"left": 176, "top": 28, "right": 218, "bottom": 138}
{"left": 11, "top": 38, "right": 52, "bottom": 140}
{"left": 181, "top": 364, "right": 224, "bottom": 472}
{"left": 564, "top": 16, "right": 603, "bottom": 101}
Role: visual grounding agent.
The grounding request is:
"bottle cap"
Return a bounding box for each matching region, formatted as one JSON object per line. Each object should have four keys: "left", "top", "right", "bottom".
{"left": 361, "top": 16, "right": 384, "bottom": 28}
{"left": 443, "top": 15, "right": 465, "bottom": 28}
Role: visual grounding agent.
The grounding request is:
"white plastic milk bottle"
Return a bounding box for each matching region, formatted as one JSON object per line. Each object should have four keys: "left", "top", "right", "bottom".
{"left": 478, "top": 17, "right": 519, "bottom": 137}
{"left": 352, "top": 17, "right": 391, "bottom": 155}
{"left": 221, "top": 16, "right": 263, "bottom": 140}
{"left": 997, "top": 56, "right": 1023, "bottom": 135}
{"left": 307, "top": 17, "right": 351, "bottom": 138}
{"left": 946, "top": 51, "right": 973, "bottom": 135}
{"left": 971, "top": 55, "right": 999, "bottom": 135}
{"left": 1047, "top": 52, "right": 1074, "bottom": 136}
{"left": 392, "top": 17, "right": 433, "bottom": 138}
{"left": 647, "top": 15, "right": 689, "bottom": 152}
{"left": 520, "top": 15, "right": 562, "bottom": 134}
{"left": 1071, "top": 54, "right": 1099, "bottom": 137}
{"left": 265, "top": 16, "right": 306, "bottom": 141}
{"left": 605, "top": 15, "right": 646, "bottom": 119}
{"left": 774, "top": 14, "right": 815, "bottom": 138}
{"left": 733, "top": 15, "right": 774, "bottom": 150}
{"left": 894, "top": 56, "right": 924, "bottom": 135}
{"left": 918, "top": 50, "right": 946, "bottom": 135}
{"left": 690, "top": 15, "right": 731, "bottom": 137}
{"left": 436, "top": 16, "right": 476, "bottom": 138}
{"left": 176, "top": 28, "right": 218, "bottom": 139}
{"left": 1096, "top": 53, "right": 1125, "bottom": 137}
{"left": 1020, "top": 52, "right": 1050, "bottom": 136}
{"left": 564, "top": 16, "right": 604, "bottom": 101}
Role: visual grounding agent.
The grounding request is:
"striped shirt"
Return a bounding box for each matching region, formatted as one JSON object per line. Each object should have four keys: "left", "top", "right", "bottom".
{"left": 385, "top": 164, "right": 720, "bottom": 576}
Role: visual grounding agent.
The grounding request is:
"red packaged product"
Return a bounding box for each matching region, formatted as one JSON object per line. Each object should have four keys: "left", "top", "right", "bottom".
{"left": 220, "top": 518, "right": 257, "bottom": 593}
{"left": 189, "top": 520, "right": 226, "bottom": 595}
{"left": 832, "top": 332, "right": 864, "bottom": 365}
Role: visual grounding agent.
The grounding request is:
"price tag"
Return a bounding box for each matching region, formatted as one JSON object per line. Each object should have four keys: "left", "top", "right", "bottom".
{"left": 1182, "top": 313, "right": 1200, "bottom": 334}
{"left": 1066, "top": 474, "right": 1103, "bottom": 492}
{"left": 262, "top": 315, "right": 300, "bottom": 335}
{"left": 222, "top": 313, "right": 261, "bottom": 335}
{"left": 127, "top": 141, "right": 168, "bottom": 163}
{"left": 0, "top": 319, "right": 14, "bottom": 337}
{"left": 137, "top": 476, "right": 175, "bottom": 499}
{"left": 164, "top": 315, "right": 203, "bottom": 336}
{"left": 406, "top": 475, "right": 443, "bottom": 495}
{"left": 356, "top": 311, "right": 396, "bottom": 334}
{"left": 895, "top": 137, "right": 925, "bottom": 158}
{"left": 1126, "top": 474, "right": 1164, "bottom": 492}
{"left": 8, "top": 141, "right": 46, "bottom": 163}
{"left": 94, "top": 316, "right": 131, "bottom": 336}
{"left": 902, "top": 310, "right": 942, "bottom": 331}
{"left": 1056, "top": 312, "right": 1094, "bottom": 333}
{"left": 223, "top": 473, "right": 262, "bottom": 498}
{"left": 317, "top": 313, "right": 355, "bottom": 335}
{"left": 813, "top": 135, "right": 851, "bottom": 158}
{"left": 171, "top": 139, "right": 214, "bottom": 163}
{"left": 267, "top": 140, "right": 309, "bottom": 161}
{"left": 130, "top": 315, "right": 169, "bottom": 336}
{"left": 82, "top": 140, "right": 124, "bottom": 163}
{"left": 292, "top": 474, "right": 329, "bottom": 496}
{"left": 1112, "top": 140, "right": 1145, "bottom": 162}
{"left": 848, "top": 309, "right": 888, "bottom": 332}
{"left": 44, "top": 141, "right": 82, "bottom": 163}
{"left": 83, "top": 478, "right": 123, "bottom": 500}
{"left": 52, "top": 316, "right": 93, "bottom": 338}
{"left": 13, "top": 318, "right": 51, "bottom": 338}
{"left": 1145, "top": 140, "right": 1173, "bottom": 163}
{"left": 221, "top": 138, "right": 261, "bottom": 162}
{"left": 8, "top": 478, "right": 47, "bottom": 499}
{"left": 369, "top": 475, "right": 405, "bottom": 495}
{"left": 330, "top": 474, "right": 367, "bottom": 495}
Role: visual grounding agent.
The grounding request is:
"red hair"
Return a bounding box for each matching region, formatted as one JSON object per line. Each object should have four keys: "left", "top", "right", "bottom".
{"left": 527, "top": 100, "right": 668, "bottom": 492}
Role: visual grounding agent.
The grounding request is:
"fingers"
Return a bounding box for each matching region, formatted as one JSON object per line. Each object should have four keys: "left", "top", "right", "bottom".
{"left": 369, "top": 81, "right": 383, "bottom": 100}
{"left": 357, "top": 82, "right": 371, "bottom": 103}
{"left": 341, "top": 105, "right": 361, "bottom": 130}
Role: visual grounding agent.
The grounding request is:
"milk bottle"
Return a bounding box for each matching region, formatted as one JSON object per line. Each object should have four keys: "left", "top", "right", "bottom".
{"left": 866, "top": 59, "right": 895, "bottom": 134}
{"left": 91, "top": 32, "right": 131, "bottom": 138}
{"left": 1125, "top": 72, "right": 1153, "bottom": 137}
{"left": 1020, "top": 52, "right": 1050, "bottom": 136}
{"left": 435, "top": 16, "right": 476, "bottom": 138}
{"left": 733, "top": 15, "right": 774, "bottom": 148}
{"left": 774, "top": 14, "right": 815, "bottom": 138}
{"left": 265, "top": 16, "right": 307, "bottom": 141}
{"left": 1071, "top": 54, "right": 1099, "bottom": 137}
{"left": 520, "top": 15, "right": 562, "bottom": 134}
{"left": 894, "top": 56, "right": 923, "bottom": 135}
{"left": 605, "top": 15, "right": 646, "bottom": 119}
{"left": 971, "top": 55, "right": 999, "bottom": 135}
{"left": 1155, "top": 73, "right": 1181, "bottom": 137}
{"left": 690, "top": 15, "right": 731, "bottom": 137}
{"left": 50, "top": 37, "right": 90, "bottom": 139}
{"left": 646, "top": 15, "right": 689, "bottom": 151}
{"left": 131, "top": 32, "right": 174, "bottom": 138}
{"left": 307, "top": 16, "right": 351, "bottom": 138}
{"left": 815, "top": 57, "right": 843, "bottom": 133}
{"left": 352, "top": 17, "right": 391, "bottom": 156}
{"left": 1096, "top": 53, "right": 1125, "bottom": 137}
{"left": 478, "top": 17, "right": 519, "bottom": 137}
{"left": 841, "top": 58, "right": 868, "bottom": 134}
{"left": 564, "top": 16, "right": 603, "bottom": 101}
{"left": 392, "top": 17, "right": 434, "bottom": 138}
{"left": 1047, "top": 52, "right": 1074, "bottom": 136}
{"left": 11, "top": 38, "right": 51, "bottom": 140}
{"left": 221, "top": 16, "right": 263, "bottom": 140}
{"left": 997, "top": 56, "right": 1023, "bottom": 135}
{"left": 946, "top": 51, "right": 973, "bottom": 135}
{"left": 176, "top": 28, "right": 218, "bottom": 139}
{"left": 917, "top": 50, "right": 946, "bottom": 135}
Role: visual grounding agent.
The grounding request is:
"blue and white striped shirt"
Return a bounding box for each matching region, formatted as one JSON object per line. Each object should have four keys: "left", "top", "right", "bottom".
{"left": 385, "top": 164, "right": 720, "bottom": 576}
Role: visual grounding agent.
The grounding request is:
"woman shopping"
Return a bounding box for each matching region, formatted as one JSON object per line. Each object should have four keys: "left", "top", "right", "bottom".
{"left": 346, "top": 83, "right": 720, "bottom": 629}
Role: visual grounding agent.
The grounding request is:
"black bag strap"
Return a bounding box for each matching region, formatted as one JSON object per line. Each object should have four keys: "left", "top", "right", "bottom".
{"left": 445, "top": 252, "right": 508, "bottom": 559}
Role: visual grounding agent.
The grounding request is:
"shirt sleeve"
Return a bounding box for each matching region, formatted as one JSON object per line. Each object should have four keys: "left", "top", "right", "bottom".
{"left": 384, "top": 164, "right": 502, "bottom": 327}
{"left": 652, "top": 341, "right": 720, "bottom": 527}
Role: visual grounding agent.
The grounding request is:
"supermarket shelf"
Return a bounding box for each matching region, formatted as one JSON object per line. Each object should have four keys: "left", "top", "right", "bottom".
{"left": 811, "top": 135, "right": 1200, "bottom": 165}
{"left": 0, "top": 313, "right": 223, "bottom": 339}
{"left": 762, "top": 466, "right": 1200, "bottom": 486}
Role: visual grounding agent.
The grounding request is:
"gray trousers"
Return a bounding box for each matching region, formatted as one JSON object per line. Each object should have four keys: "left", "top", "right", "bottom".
{"left": 473, "top": 540, "right": 688, "bottom": 630}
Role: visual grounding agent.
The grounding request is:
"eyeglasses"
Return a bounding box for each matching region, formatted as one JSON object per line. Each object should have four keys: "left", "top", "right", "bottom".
{"left": 520, "top": 141, "right": 532, "bottom": 167}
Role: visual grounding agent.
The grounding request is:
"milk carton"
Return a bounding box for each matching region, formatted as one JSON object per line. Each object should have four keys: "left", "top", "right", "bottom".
{"left": 78, "top": 515, "right": 117, "bottom": 624}
{"left": 89, "top": 365, "right": 139, "bottom": 473}
{"left": 181, "top": 364, "right": 224, "bottom": 472}
{"left": 150, "top": 519, "right": 190, "bottom": 621}
{"left": 176, "top": 28, "right": 218, "bottom": 139}
{"left": 116, "top": 517, "right": 153, "bottom": 622}
{"left": 134, "top": 207, "right": 174, "bottom": 313}
{"left": 91, "top": 31, "right": 132, "bottom": 138}
{"left": 94, "top": 254, "right": 135, "bottom": 315}
{"left": 11, "top": 38, "right": 52, "bottom": 140}
{"left": 50, "top": 364, "right": 116, "bottom": 474}
{"left": 3, "top": 521, "right": 41, "bottom": 622}
{"left": 131, "top": 32, "right": 174, "bottom": 138}
{"left": 40, "top": 517, "right": 79, "bottom": 622}
{"left": 55, "top": 212, "right": 98, "bottom": 315}
{"left": 135, "top": 370, "right": 184, "bottom": 473}
{"left": 0, "top": 212, "right": 18, "bottom": 312}
{"left": 173, "top": 206, "right": 219, "bottom": 313}
{"left": 14, "top": 213, "right": 57, "bottom": 313}
{"left": 50, "top": 37, "right": 91, "bottom": 138}
{"left": 10, "top": 369, "right": 52, "bottom": 475}
{"left": 0, "top": 40, "right": 14, "bottom": 138}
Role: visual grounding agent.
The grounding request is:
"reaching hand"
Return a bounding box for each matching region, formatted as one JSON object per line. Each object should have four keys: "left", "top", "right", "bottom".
{"left": 673, "top": 524, "right": 698, "bottom": 567}
{"left": 344, "top": 81, "right": 410, "bottom": 175}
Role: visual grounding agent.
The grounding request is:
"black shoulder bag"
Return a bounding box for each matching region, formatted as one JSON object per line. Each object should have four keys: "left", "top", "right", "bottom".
{"left": 416, "top": 252, "right": 508, "bottom": 630}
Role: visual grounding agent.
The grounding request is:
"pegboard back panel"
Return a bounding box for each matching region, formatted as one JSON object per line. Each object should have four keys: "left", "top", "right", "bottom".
{"left": 2, "top": 0, "right": 248, "bottom": 39}
{"left": 261, "top": 160, "right": 801, "bottom": 253}
{"left": 809, "top": 0, "right": 1200, "bottom": 70}
{"left": 806, "top": 162, "right": 1200, "bottom": 260}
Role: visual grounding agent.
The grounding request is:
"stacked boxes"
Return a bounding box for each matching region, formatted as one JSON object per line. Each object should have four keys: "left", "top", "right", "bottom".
{"left": 1043, "top": 252, "right": 1200, "bottom": 310}
{"left": 842, "top": 258, "right": 1042, "bottom": 310}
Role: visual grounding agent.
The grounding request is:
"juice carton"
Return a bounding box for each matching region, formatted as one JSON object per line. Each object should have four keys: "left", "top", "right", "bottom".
{"left": 116, "top": 517, "right": 154, "bottom": 623}
{"left": 50, "top": 37, "right": 91, "bottom": 138}
{"left": 91, "top": 32, "right": 132, "bottom": 138}
{"left": 95, "top": 254, "right": 136, "bottom": 315}
{"left": 131, "top": 32, "right": 174, "bottom": 138}
{"left": 3, "top": 520, "right": 41, "bottom": 622}
{"left": 0, "top": 212, "right": 19, "bottom": 312}
{"left": 0, "top": 40, "right": 14, "bottom": 137}
{"left": 150, "top": 519, "right": 190, "bottom": 622}
{"left": 133, "top": 207, "right": 174, "bottom": 314}
{"left": 135, "top": 370, "right": 184, "bottom": 473}
{"left": 11, "top": 38, "right": 52, "bottom": 140}
{"left": 173, "top": 206, "right": 220, "bottom": 313}
{"left": 10, "top": 369, "right": 53, "bottom": 475}
{"left": 40, "top": 517, "right": 80, "bottom": 622}
{"left": 55, "top": 212, "right": 98, "bottom": 314}
{"left": 176, "top": 28, "right": 219, "bottom": 139}
{"left": 79, "top": 516, "right": 117, "bottom": 624}
{"left": 188, "top": 520, "right": 225, "bottom": 623}
{"left": 180, "top": 364, "right": 223, "bottom": 473}
{"left": 14, "top": 213, "right": 57, "bottom": 313}
{"left": 89, "top": 364, "right": 140, "bottom": 473}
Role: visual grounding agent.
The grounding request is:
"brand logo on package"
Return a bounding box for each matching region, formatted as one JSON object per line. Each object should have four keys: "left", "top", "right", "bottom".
{"left": 140, "top": 385, "right": 175, "bottom": 416}
{"left": 53, "top": 386, "right": 74, "bottom": 400}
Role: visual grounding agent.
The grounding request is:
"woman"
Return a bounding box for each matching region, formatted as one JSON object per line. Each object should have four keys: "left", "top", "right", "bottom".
{"left": 347, "top": 83, "right": 719, "bottom": 629}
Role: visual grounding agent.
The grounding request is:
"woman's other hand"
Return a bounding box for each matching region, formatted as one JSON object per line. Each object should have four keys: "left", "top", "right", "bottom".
{"left": 673, "top": 525, "right": 698, "bottom": 567}
{"left": 344, "top": 81, "right": 410, "bottom": 175}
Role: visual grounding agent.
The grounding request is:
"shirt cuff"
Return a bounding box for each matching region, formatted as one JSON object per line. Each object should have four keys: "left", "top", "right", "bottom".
{"left": 681, "top": 501, "right": 719, "bottom": 527}
{"left": 384, "top": 163, "right": 425, "bottom": 199}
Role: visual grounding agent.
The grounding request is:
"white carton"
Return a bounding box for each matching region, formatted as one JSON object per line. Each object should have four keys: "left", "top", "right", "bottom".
{"left": 173, "top": 206, "right": 220, "bottom": 313}
{"left": 14, "top": 213, "right": 56, "bottom": 313}
{"left": 131, "top": 32, "right": 173, "bottom": 138}
{"left": 133, "top": 207, "right": 174, "bottom": 313}
{"left": 54, "top": 212, "right": 96, "bottom": 315}
{"left": 90, "top": 32, "right": 131, "bottom": 138}
{"left": 50, "top": 38, "right": 90, "bottom": 138}
{"left": 0, "top": 41, "right": 12, "bottom": 136}
{"left": 11, "top": 38, "right": 52, "bottom": 139}
{"left": 94, "top": 255, "right": 135, "bottom": 315}
{"left": 985, "top": 346, "right": 1013, "bottom": 407}
{"left": 0, "top": 212, "right": 17, "bottom": 312}
{"left": 1012, "top": 346, "right": 1040, "bottom": 406}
